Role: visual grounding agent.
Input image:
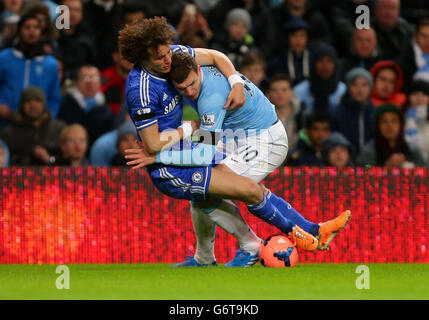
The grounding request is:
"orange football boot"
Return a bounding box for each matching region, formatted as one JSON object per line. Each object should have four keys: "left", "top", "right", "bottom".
{"left": 289, "top": 225, "right": 319, "bottom": 252}
{"left": 317, "top": 210, "right": 351, "bottom": 250}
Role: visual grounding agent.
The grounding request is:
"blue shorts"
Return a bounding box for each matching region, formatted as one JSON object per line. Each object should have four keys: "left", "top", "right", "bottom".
{"left": 149, "top": 164, "right": 213, "bottom": 201}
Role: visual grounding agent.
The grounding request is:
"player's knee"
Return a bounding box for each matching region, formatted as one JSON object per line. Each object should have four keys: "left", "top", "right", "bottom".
{"left": 245, "top": 180, "right": 263, "bottom": 205}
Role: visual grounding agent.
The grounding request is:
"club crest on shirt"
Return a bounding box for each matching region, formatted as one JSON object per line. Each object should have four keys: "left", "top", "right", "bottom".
{"left": 192, "top": 171, "right": 204, "bottom": 184}
{"left": 201, "top": 114, "right": 216, "bottom": 128}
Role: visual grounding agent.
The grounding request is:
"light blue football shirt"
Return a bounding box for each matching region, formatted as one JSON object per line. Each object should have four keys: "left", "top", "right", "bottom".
{"left": 156, "top": 66, "right": 278, "bottom": 167}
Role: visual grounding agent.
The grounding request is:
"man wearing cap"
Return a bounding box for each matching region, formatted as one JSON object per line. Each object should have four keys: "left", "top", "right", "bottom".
{"left": 267, "top": 17, "right": 312, "bottom": 86}
{"left": 209, "top": 8, "right": 255, "bottom": 68}
{"left": 330, "top": 67, "right": 375, "bottom": 154}
{"left": 321, "top": 132, "right": 355, "bottom": 168}
{"left": 269, "top": 0, "right": 332, "bottom": 50}
{"left": 110, "top": 120, "right": 138, "bottom": 166}
{"left": 0, "top": 86, "right": 66, "bottom": 166}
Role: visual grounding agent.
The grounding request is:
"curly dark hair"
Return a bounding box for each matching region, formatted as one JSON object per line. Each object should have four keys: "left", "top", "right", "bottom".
{"left": 118, "top": 17, "right": 175, "bottom": 64}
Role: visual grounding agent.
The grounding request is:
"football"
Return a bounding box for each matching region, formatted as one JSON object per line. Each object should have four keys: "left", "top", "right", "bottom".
{"left": 260, "top": 234, "right": 299, "bottom": 267}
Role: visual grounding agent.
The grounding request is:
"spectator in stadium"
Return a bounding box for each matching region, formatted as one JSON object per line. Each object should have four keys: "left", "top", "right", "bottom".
{"left": 266, "top": 73, "right": 303, "bottom": 150}
{"left": 269, "top": 0, "right": 332, "bottom": 52}
{"left": 57, "top": 65, "right": 115, "bottom": 146}
{"left": 138, "top": 0, "right": 188, "bottom": 27}
{"left": 209, "top": 8, "right": 256, "bottom": 68}
{"left": 56, "top": 123, "right": 90, "bottom": 167}
{"left": 239, "top": 51, "right": 266, "bottom": 89}
{"left": 0, "top": 86, "right": 65, "bottom": 166}
{"left": 357, "top": 104, "right": 427, "bottom": 167}
{"left": 89, "top": 114, "right": 133, "bottom": 167}
{"left": 0, "top": 0, "right": 23, "bottom": 48}
{"left": 340, "top": 27, "right": 382, "bottom": 78}
{"left": 321, "top": 132, "right": 355, "bottom": 168}
{"left": 287, "top": 113, "right": 331, "bottom": 166}
{"left": 330, "top": 68, "right": 375, "bottom": 154}
{"left": 176, "top": 3, "right": 213, "bottom": 48}
{"left": 121, "top": 0, "right": 146, "bottom": 25}
{"left": 58, "top": 0, "right": 96, "bottom": 81}
{"left": 401, "top": 18, "right": 429, "bottom": 88}
{"left": 329, "top": 0, "right": 373, "bottom": 57}
{"left": 0, "top": 0, "right": 23, "bottom": 17}
{"left": 267, "top": 17, "right": 312, "bottom": 86}
{"left": 0, "top": 138, "right": 9, "bottom": 167}
{"left": 293, "top": 43, "right": 346, "bottom": 117}
{"left": 101, "top": 44, "right": 133, "bottom": 116}
{"left": 206, "top": 0, "right": 274, "bottom": 58}
{"left": 0, "top": 12, "right": 61, "bottom": 130}
{"left": 404, "top": 80, "right": 429, "bottom": 163}
{"left": 110, "top": 120, "right": 138, "bottom": 166}
{"left": 23, "top": 2, "right": 59, "bottom": 55}
{"left": 401, "top": 0, "right": 429, "bottom": 25}
{"left": 373, "top": 0, "right": 413, "bottom": 62}
{"left": 370, "top": 60, "right": 406, "bottom": 108}
{"left": 84, "top": 0, "right": 122, "bottom": 71}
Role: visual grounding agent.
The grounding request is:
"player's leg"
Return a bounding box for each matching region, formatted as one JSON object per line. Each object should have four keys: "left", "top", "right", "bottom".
{"left": 190, "top": 204, "right": 216, "bottom": 264}
{"left": 170, "top": 204, "right": 217, "bottom": 267}
{"left": 173, "top": 198, "right": 262, "bottom": 267}
{"left": 215, "top": 124, "right": 319, "bottom": 251}
{"left": 152, "top": 165, "right": 264, "bottom": 266}
{"left": 208, "top": 167, "right": 296, "bottom": 236}
{"left": 263, "top": 186, "right": 320, "bottom": 236}
{"left": 195, "top": 199, "right": 262, "bottom": 267}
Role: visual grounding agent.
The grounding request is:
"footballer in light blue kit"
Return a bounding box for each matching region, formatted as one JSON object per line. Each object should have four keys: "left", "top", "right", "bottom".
{"left": 147, "top": 52, "right": 350, "bottom": 264}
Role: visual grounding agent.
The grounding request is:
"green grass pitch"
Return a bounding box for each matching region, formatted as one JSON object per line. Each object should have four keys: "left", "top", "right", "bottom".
{"left": 1, "top": 263, "right": 428, "bottom": 300}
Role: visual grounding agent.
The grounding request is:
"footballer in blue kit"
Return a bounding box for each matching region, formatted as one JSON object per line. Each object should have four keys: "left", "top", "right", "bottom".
{"left": 120, "top": 17, "right": 350, "bottom": 267}
{"left": 125, "top": 44, "right": 214, "bottom": 201}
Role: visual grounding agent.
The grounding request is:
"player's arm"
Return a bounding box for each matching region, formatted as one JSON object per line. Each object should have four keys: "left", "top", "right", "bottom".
{"left": 137, "top": 121, "right": 198, "bottom": 155}
{"left": 194, "top": 48, "right": 245, "bottom": 110}
{"left": 126, "top": 94, "right": 227, "bottom": 169}
{"left": 127, "top": 87, "right": 198, "bottom": 155}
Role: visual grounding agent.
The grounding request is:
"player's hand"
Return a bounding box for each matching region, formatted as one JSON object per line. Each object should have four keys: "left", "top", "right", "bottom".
{"left": 190, "top": 119, "right": 201, "bottom": 132}
{"left": 124, "top": 141, "right": 156, "bottom": 170}
{"left": 224, "top": 83, "right": 245, "bottom": 110}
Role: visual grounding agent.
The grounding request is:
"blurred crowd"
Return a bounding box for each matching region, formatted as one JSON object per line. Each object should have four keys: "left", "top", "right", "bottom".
{"left": 0, "top": 0, "right": 429, "bottom": 169}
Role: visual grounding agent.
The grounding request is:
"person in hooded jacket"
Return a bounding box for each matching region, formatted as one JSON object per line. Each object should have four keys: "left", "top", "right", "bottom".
{"left": 267, "top": 17, "right": 312, "bottom": 86}
{"left": 330, "top": 67, "right": 375, "bottom": 154}
{"left": 0, "top": 86, "right": 65, "bottom": 166}
{"left": 370, "top": 60, "right": 407, "bottom": 108}
{"left": 357, "top": 104, "right": 427, "bottom": 168}
{"left": 293, "top": 42, "right": 346, "bottom": 118}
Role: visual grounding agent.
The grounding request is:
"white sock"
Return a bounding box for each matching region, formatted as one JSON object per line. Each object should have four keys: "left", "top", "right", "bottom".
{"left": 190, "top": 204, "right": 216, "bottom": 265}
{"left": 207, "top": 200, "right": 262, "bottom": 256}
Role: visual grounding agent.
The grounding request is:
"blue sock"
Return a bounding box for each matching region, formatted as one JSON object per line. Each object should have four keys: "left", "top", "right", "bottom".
{"left": 267, "top": 190, "right": 320, "bottom": 237}
{"left": 247, "top": 194, "right": 294, "bottom": 234}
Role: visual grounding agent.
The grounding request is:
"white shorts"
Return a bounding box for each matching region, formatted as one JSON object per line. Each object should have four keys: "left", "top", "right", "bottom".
{"left": 217, "top": 120, "right": 288, "bottom": 183}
